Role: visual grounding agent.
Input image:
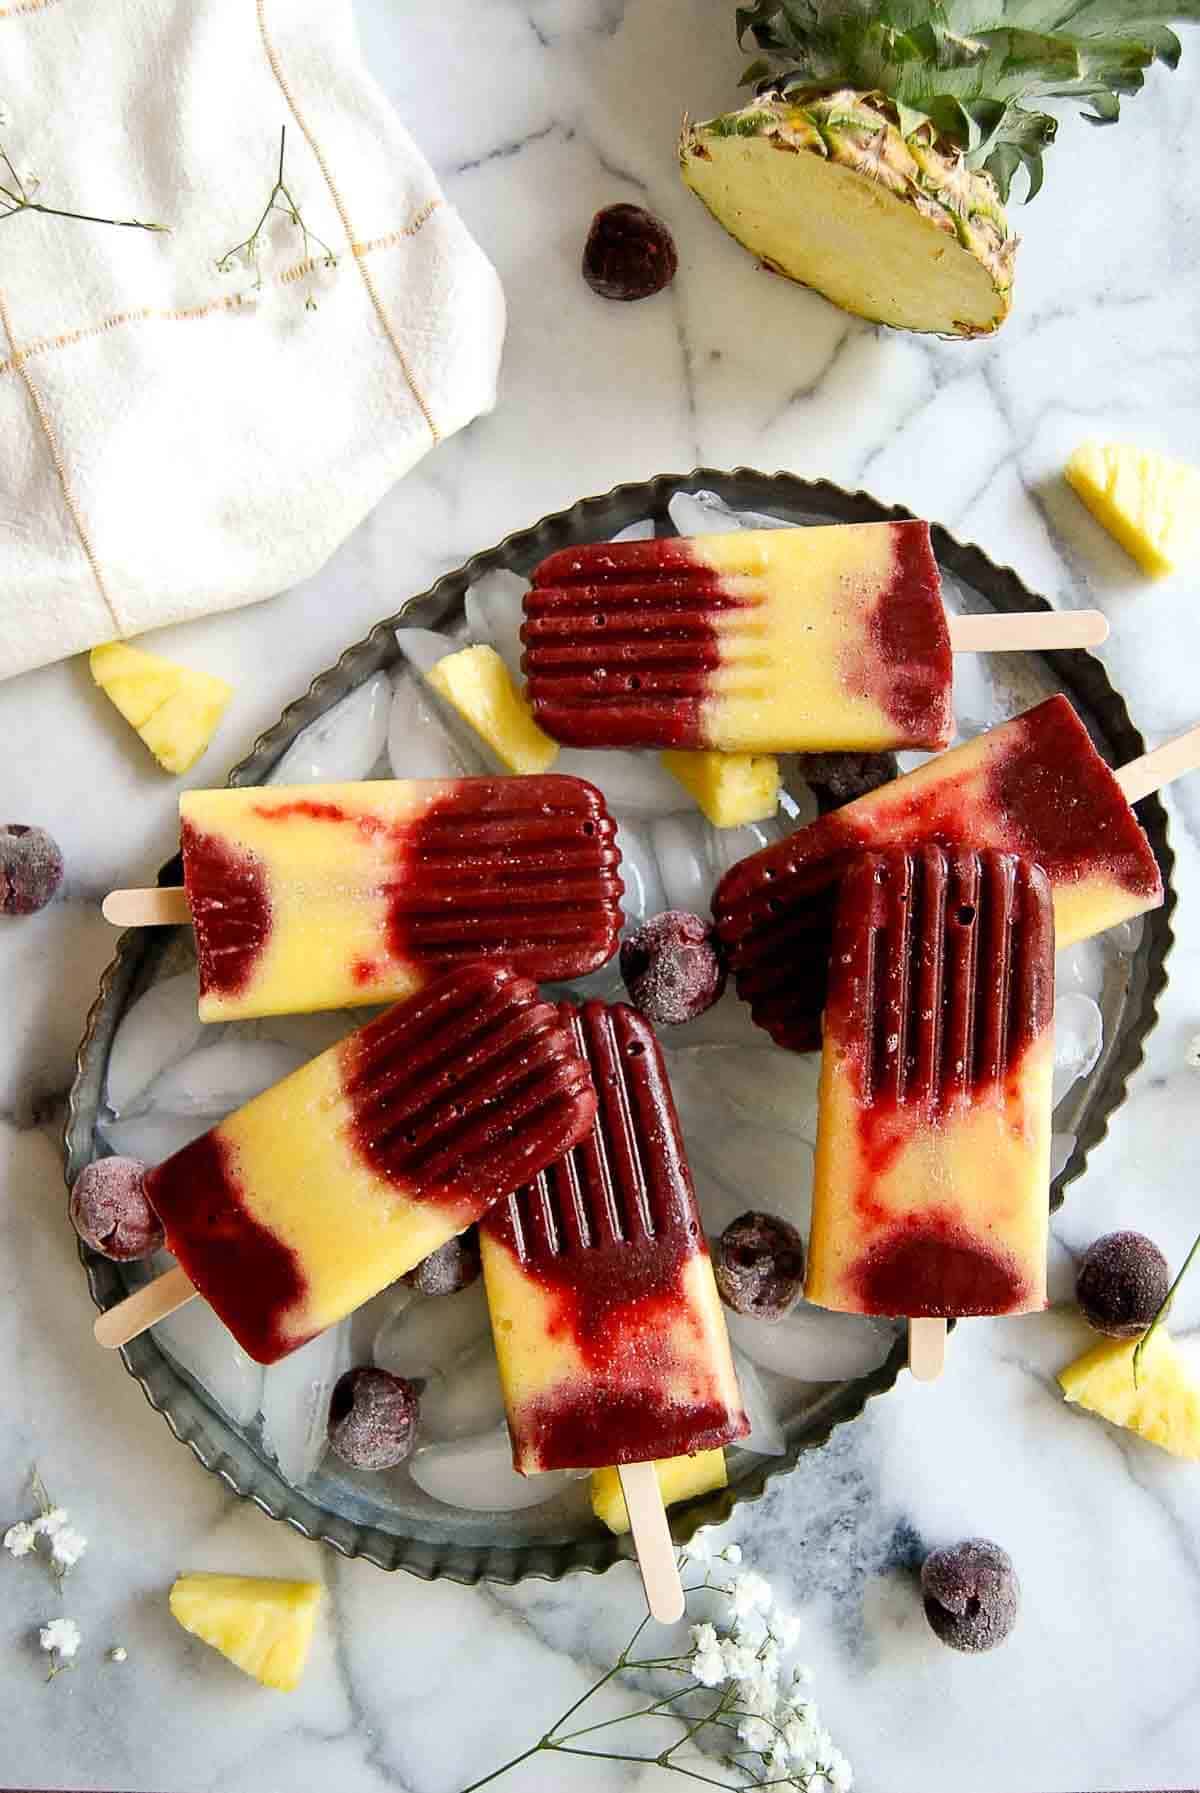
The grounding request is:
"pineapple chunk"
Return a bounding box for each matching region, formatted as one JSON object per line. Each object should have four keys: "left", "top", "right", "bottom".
{"left": 91, "top": 642, "right": 232, "bottom": 774}
{"left": 169, "top": 1573, "right": 322, "bottom": 1691}
{"left": 591, "top": 1450, "right": 727, "bottom": 1536}
{"left": 426, "top": 644, "right": 558, "bottom": 775}
{"left": 1065, "top": 441, "right": 1200, "bottom": 577}
{"left": 1058, "top": 1329, "right": 1200, "bottom": 1460}
{"left": 661, "top": 749, "right": 780, "bottom": 828}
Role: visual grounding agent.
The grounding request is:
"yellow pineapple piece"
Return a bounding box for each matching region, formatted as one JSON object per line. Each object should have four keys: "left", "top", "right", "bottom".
{"left": 426, "top": 644, "right": 558, "bottom": 775}
{"left": 591, "top": 1450, "right": 727, "bottom": 1535}
{"left": 91, "top": 642, "right": 232, "bottom": 774}
{"left": 660, "top": 749, "right": 780, "bottom": 828}
{"left": 1058, "top": 1329, "right": 1200, "bottom": 1460}
{"left": 169, "top": 1573, "right": 321, "bottom": 1690}
{"left": 1065, "top": 440, "right": 1200, "bottom": 577}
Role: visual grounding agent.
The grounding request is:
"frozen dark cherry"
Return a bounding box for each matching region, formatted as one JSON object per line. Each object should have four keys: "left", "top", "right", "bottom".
{"left": 582, "top": 203, "right": 678, "bottom": 302}
{"left": 327, "top": 1368, "right": 419, "bottom": 1471}
{"left": 921, "top": 1539, "right": 1019, "bottom": 1653}
{"left": 69, "top": 1157, "right": 163, "bottom": 1261}
{"left": 714, "top": 1211, "right": 806, "bottom": 1320}
{"left": 0, "top": 824, "right": 64, "bottom": 915}
{"left": 401, "top": 1231, "right": 481, "bottom": 1297}
{"left": 620, "top": 910, "right": 726, "bottom": 1026}
{"left": 793, "top": 752, "right": 898, "bottom": 814}
{"left": 1076, "top": 1231, "right": 1170, "bottom": 1338}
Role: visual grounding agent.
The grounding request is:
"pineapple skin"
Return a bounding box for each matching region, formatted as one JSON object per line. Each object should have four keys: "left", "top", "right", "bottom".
{"left": 1065, "top": 440, "right": 1200, "bottom": 576}
{"left": 1058, "top": 1330, "right": 1200, "bottom": 1460}
{"left": 591, "top": 1450, "right": 728, "bottom": 1535}
{"left": 680, "top": 91, "right": 1014, "bottom": 338}
{"left": 169, "top": 1573, "right": 322, "bottom": 1691}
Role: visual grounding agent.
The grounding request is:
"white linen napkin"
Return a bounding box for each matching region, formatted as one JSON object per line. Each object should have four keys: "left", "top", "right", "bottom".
{"left": 0, "top": 0, "right": 505, "bottom": 680}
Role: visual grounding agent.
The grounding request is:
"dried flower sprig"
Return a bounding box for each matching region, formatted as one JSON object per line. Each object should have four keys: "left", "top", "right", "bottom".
{"left": 39, "top": 1617, "right": 81, "bottom": 1682}
{"left": 459, "top": 1539, "right": 851, "bottom": 1793}
{"left": 0, "top": 129, "right": 166, "bottom": 233}
{"left": 217, "top": 125, "right": 338, "bottom": 310}
{"left": 4, "top": 1467, "right": 87, "bottom": 1590}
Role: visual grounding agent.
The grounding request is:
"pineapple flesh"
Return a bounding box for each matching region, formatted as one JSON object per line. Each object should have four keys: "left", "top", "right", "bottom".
{"left": 426, "top": 644, "right": 559, "bottom": 775}
{"left": 661, "top": 747, "right": 781, "bottom": 827}
{"left": 1058, "top": 1330, "right": 1200, "bottom": 1461}
{"left": 1065, "top": 440, "right": 1200, "bottom": 576}
{"left": 591, "top": 1449, "right": 728, "bottom": 1535}
{"left": 90, "top": 641, "right": 232, "bottom": 775}
{"left": 169, "top": 1573, "right": 322, "bottom": 1691}
{"left": 680, "top": 94, "right": 1012, "bottom": 337}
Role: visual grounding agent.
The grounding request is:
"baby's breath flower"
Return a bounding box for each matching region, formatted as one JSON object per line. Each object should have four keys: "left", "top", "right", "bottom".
{"left": 683, "top": 1531, "right": 715, "bottom": 1565}
{"left": 35, "top": 1506, "right": 68, "bottom": 1535}
{"left": 40, "top": 1617, "right": 80, "bottom": 1658}
{"left": 4, "top": 1520, "right": 38, "bottom": 1558}
{"left": 108, "top": 1645, "right": 128, "bottom": 1664}
{"left": 771, "top": 1608, "right": 803, "bottom": 1651}
{"left": 730, "top": 1569, "right": 773, "bottom": 1619}
{"left": 721, "top": 1542, "right": 742, "bottom": 1565}
{"left": 825, "top": 1747, "right": 854, "bottom": 1790}
{"left": 50, "top": 1526, "right": 87, "bottom": 1570}
{"left": 737, "top": 1715, "right": 775, "bottom": 1753}
{"left": 1186, "top": 1034, "right": 1200, "bottom": 1069}
{"left": 783, "top": 1706, "right": 820, "bottom": 1761}
{"left": 719, "top": 1635, "right": 760, "bottom": 1682}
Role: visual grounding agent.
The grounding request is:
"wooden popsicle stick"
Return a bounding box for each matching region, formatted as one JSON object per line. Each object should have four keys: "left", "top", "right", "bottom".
{"left": 618, "top": 1463, "right": 685, "bottom": 1624}
{"left": 102, "top": 886, "right": 191, "bottom": 927}
{"left": 947, "top": 610, "right": 1109, "bottom": 653}
{"left": 93, "top": 1265, "right": 198, "bottom": 1348}
{"left": 1116, "top": 722, "right": 1200, "bottom": 806}
{"left": 908, "top": 1318, "right": 946, "bottom": 1382}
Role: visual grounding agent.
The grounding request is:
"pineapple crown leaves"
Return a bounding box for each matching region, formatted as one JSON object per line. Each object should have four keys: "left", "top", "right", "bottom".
{"left": 736, "top": 0, "right": 1200, "bottom": 198}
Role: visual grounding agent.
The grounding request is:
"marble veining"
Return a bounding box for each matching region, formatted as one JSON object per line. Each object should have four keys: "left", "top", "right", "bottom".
{"left": 2, "top": 2, "right": 1200, "bottom": 1789}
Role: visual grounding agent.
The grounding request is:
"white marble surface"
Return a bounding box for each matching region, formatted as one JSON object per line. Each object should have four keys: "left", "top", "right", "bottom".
{"left": 3, "top": 3, "right": 1200, "bottom": 1789}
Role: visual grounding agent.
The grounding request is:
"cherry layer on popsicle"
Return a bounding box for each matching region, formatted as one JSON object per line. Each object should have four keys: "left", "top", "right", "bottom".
{"left": 479, "top": 1000, "right": 748, "bottom": 1473}
{"left": 714, "top": 694, "right": 1163, "bottom": 1051}
{"left": 523, "top": 523, "right": 953, "bottom": 753}
{"left": 178, "top": 774, "right": 622, "bottom": 1020}
{"left": 142, "top": 964, "right": 597, "bottom": 1363}
{"left": 807, "top": 846, "right": 1054, "bottom": 1318}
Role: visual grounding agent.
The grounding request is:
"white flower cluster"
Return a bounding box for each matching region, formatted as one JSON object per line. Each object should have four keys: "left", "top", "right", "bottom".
{"left": 4, "top": 1501, "right": 88, "bottom": 1574}
{"left": 683, "top": 1535, "right": 853, "bottom": 1792}
{"left": 39, "top": 1618, "right": 81, "bottom": 1661}
{"left": 1186, "top": 1033, "right": 1200, "bottom": 1070}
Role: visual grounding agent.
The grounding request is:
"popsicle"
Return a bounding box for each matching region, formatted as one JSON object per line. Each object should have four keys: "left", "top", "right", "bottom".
{"left": 94, "top": 964, "right": 597, "bottom": 1363}
{"left": 522, "top": 525, "right": 1108, "bottom": 754}
{"left": 105, "top": 775, "right": 623, "bottom": 1021}
{"left": 479, "top": 1000, "right": 748, "bottom": 1475}
{"left": 807, "top": 847, "right": 1054, "bottom": 1339}
{"left": 714, "top": 694, "right": 1165, "bottom": 1051}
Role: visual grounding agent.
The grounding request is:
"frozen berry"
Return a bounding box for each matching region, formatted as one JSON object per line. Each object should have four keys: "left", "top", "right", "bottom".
{"left": 794, "top": 752, "right": 898, "bottom": 814}
{"left": 620, "top": 910, "right": 726, "bottom": 1025}
{"left": 582, "top": 203, "right": 678, "bottom": 302}
{"left": 69, "top": 1157, "right": 163, "bottom": 1261}
{"left": 1076, "top": 1230, "right": 1170, "bottom": 1338}
{"left": 328, "top": 1368, "right": 419, "bottom": 1471}
{"left": 714, "top": 1211, "right": 806, "bottom": 1320}
{"left": 401, "top": 1231, "right": 481, "bottom": 1297}
{"left": 921, "top": 1539, "right": 1019, "bottom": 1653}
{"left": 0, "top": 824, "right": 64, "bottom": 915}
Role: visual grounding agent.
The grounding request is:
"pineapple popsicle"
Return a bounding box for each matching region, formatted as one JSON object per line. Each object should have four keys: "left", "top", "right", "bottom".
{"left": 807, "top": 847, "right": 1054, "bottom": 1318}
{"left": 480, "top": 1001, "right": 748, "bottom": 1473}
{"left": 523, "top": 522, "right": 953, "bottom": 753}
{"left": 143, "top": 964, "right": 597, "bottom": 1363}
{"left": 180, "top": 774, "right": 622, "bottom": 1020}
{"left": 715, "top": 694, "right": 1163, "bottom": 1052}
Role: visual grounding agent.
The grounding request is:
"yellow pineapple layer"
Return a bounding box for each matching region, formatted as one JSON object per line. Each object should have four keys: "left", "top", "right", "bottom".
{"left": 1058, "top": 1329, "right": 1200, "bottom": 1460}
{"left": 661, "top": 748, "right": 780, "bottom": 827}
{"left": 91, "top": 641, "right": 232, "bottom": 774}
{"left": 1065, "top": 440, "right": 1200, "bottom": 577}
{"left": 591, "top": 1450, "right": 728, "bottom": 1535}
{"left": 427, "top": 644, "right": 559, "bottom": 774}
{"left": 169, "top": 1573, "right": 321, "bottom": 1690}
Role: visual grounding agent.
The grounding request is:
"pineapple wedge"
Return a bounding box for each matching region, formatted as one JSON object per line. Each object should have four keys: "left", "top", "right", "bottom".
{"left": 1065, "top": 441, "right": 1200, "bottom": 577}
{"left": 1058, "top": 1330, "right": 1200, "bottom": 1460}
{"left": 426, "top": 644, "right": 559, "bottom": 774}
{"left": 91, "top": 641, "right": 232, "bottom": 774}
{"left": 591, "top": 1450, "right": 728, "bottom": 1535}
{"left": 661, "top": 748, "right": 780, "bottom": 828}
{"left": 169, "top": 1573, "right": 321, "bottom": 1690}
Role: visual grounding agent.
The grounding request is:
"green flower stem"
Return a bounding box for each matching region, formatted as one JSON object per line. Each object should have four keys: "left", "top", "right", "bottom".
{"left": 1134, "top": 1225, "right": 1200, "bottom": 1385}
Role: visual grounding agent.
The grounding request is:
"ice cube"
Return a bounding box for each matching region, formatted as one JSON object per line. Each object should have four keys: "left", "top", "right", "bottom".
{"left": 105, "top": 973, "right": 207, "bottom": 1117}
{"left": 248, "top": 1010, "right": 359, "bottom": 1059}
{"left": 949, "top": 650, "right": 996, "bottom": 736}
{"left": 1056, "top": 939, "right": 1107, "bottom": 1005}
{"left": 409, "top": 1428, "right": 576, "bottom": 1512}
{"left": 464, "top": 569, "right": 529, "bottom": 684}
{"left": 613, "top": 815, "right": 664, "bottom": 932}
{"left": 98, "top": 1110, "right": 212, "bottom": 1165}
{"left": 1050, "top": 1132, "right": 1077, "bottom": 1181}
{"left": 260, "top": 1323, "right": 352, "bottom": 1487}
{"left": 668, "top": 491, "right": 791, "bottom": 536}
{"left": 1053, "top": 993, "right": 1104, "bottom": 1109}
{"left": 373, "top": 1281, "right": 491, "bottom": 1381}
{"left": 1105, "top": 914, "right": 1145, "bottom": 957}
{"left": 777, "top": 769, "right": 820, "bottom": 829}
{"left": 393, "top": 627, "right": 456, "bottom": 677}
{"left": 143, "top": 1039, "right": 306, "bottom": 1117}
{"left": 725, "top": 1302, "right": 898, "bottom": 1383}
{"left": 705, "top": 818, "right": 783, "bottom": 883}
{"left": 610, "top": 518, "right": 655, "bottom": 541}
{"left": 650, "top": 812, "right": 709, "bottom": 913}
{"left": 732, "top": 1351, "right": 786, "bottom": 1455}
{"left": 266, "top": 672, "right": 391, "bottom": 786}
{"left": 152, "top": 1287, "right": 264, "bottom": 1426}
{"left": 417, "top": 1342, "right": 506, "bottom": 1442}
{"left": 553, "top": 748, "right": 687, "bottom": 818}
{"left": 387, "top": 669, "right": 482, "bottom": 780}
